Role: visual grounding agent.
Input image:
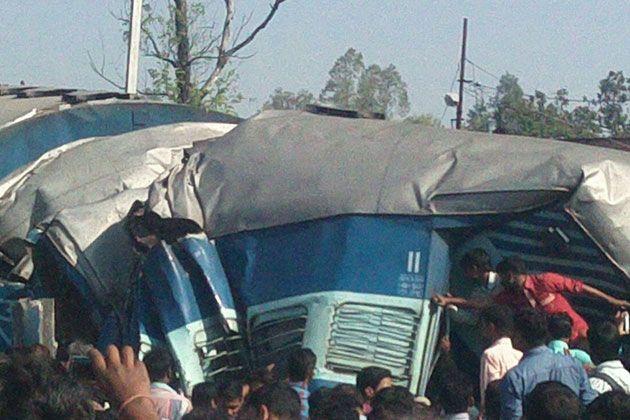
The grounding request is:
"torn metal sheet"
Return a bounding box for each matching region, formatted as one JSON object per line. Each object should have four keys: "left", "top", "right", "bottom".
{"left": 0, "top": 122, "right": 235, "bottom": 263}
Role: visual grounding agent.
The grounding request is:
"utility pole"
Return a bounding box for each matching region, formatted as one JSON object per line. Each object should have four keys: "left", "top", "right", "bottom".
{"left": 456, "top": 17, "right": 468, "bottom": 129}
{"left": 125, "top": 0, "right": 143, "bottom": 95}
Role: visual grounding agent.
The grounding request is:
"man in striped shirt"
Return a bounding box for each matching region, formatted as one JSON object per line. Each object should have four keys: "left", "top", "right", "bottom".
{"left": 287, "top": 347, "right": 317, "bottom": 420}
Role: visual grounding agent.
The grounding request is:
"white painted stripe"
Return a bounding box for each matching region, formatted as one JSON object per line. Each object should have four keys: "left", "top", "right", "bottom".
{"left": 507, "top": 221, "right": 585, "bottom": 241}
{"left": 501, "top": 250, "right": 617, "bottom": 276}
{"left": 407, "top": 251, "right": 414, "bottom": 273}
{"left": 414, "top": 251, "right": 421, "bottom": 274}
{"left": 485, "top": 232, "right": 601, "bottom": 257}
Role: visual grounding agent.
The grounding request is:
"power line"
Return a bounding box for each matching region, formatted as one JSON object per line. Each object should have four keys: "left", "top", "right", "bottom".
{"left": 465, "top": 58, "right": 500, "bottom": 80}
{"left": 465, "top": 60, "right": 593, "bottom": 104}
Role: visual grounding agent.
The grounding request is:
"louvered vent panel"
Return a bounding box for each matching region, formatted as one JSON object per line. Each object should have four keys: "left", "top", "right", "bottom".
{"left": 249, "top": 305, "right": 307, "bottom": 368}
{"left": 326, "top": 303, "right": 418, "bottom": 384}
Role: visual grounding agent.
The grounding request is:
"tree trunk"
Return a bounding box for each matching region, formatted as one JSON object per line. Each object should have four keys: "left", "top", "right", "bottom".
{"left": 174, "top": 0, "right": 192, "bottom": 103}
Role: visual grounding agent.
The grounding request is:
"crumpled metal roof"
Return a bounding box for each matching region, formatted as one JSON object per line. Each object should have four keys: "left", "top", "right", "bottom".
{"left": 0, "top": 122, "right": 235, "bottom": 266}
{"left": 0, "top": 85, "right": 137, "bottom": 128}
{"left": 148, "top": 110, "right": 630, "bottom": 278}
{"left": 0, "top": 84, "right": 241, "bottom": 129}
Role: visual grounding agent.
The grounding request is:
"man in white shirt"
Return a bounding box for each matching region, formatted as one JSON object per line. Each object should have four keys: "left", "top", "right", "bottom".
{"left": 478, "top": 305, "right": 522, "bottom": 412}
{"left": 144, "top": 347, "right": 192, "bottom": 420}
{"left": 588, "top": 321, "right": 630, "bottom": 394}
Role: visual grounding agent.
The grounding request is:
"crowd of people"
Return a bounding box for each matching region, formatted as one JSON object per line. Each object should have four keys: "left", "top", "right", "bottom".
{"left": 0, "top": 249, "right": 629, "bottom": 419}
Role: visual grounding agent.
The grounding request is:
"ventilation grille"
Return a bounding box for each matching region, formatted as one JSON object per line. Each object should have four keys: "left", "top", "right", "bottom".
{"left": 326, "top": 303, "right": 419, "bottom": 384}
{"left": 249, "top": 305, "right": 307, "bottom": 368}
{"left": 196, "top": 334, "right": 246, "bottom": 380}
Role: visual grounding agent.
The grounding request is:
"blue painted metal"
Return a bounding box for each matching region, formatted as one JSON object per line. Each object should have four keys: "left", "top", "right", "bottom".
{"left": 177, "top": 235, "right": 238, "bottom": 333}
{"left": 33, "top": 237, "right": 108, "bottom": 325}
{"left": 216, "top": 216, "right": 439, "bottom": 307}
{"left": 0, "top": 102, "right": 235, "bottom": 180}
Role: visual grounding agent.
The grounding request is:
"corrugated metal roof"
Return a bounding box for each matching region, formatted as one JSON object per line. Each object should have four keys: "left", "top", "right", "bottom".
{"left": 1, "top": 84, "right": 144, "bottom": 128}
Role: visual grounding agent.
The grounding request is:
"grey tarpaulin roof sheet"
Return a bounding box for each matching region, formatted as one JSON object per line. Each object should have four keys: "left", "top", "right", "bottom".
{"left": 0, "top": 122, "right": 235, "bottom": 263}
{"left": 46, "top": 189, "right": 148, "bottom": 308}
{"left": 148, "top": 110, "right": 630, "bottom": 278}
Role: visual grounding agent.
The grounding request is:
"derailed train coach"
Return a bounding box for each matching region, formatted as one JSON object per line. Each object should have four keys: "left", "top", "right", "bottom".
{"left": 1, "top": 106, "right": 629, "bottom": 395}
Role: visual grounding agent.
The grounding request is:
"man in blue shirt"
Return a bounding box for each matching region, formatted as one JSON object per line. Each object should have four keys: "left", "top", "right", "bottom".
{"left": 500, "top": 308, "right": 597, "bottom": 419}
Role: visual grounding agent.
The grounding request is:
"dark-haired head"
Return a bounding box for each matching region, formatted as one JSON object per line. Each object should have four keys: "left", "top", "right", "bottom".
{"left": 356, "top": 366, "right": 393, "bottom": 400}
{"left": 191, "top": 381, "right": 218, "bottom": 411}
{"left": 460, "top": 248, "right": 492, "bottom": 281}
{"left": 217, "top": 379, "right": 245, "bottom": 418}
{"left": 480, "top": 305, "right": 514, "bottom": 342}
{"left": 548, "top": 313, "right": 573, "bottom": 342}
{"left": 368, "top": 386, "right": 416, "bottom": 420}
{"left": 143, "top": 346, "right": 174, "bottom": 383}
{"left": 287, "top": 348, "right": 316, "bottom": 384}
{"left": 588, "top": 321, "right": 621, "bottom": 364}
{"left": 513, "top": 308, "right": 549, "bottom": 351}
{"left": 248, "top": 364, "right": 278, "bottom": 391}
{"left": 523, "top": 381, "right": 581, "bottom": 420}
{"left": 586, "top": 390, "right": 630, "bottom": 420}
{"left": 308, "top": 387, "right": 332, "bottom": 419}
{"left": 238, "top": 382, "right": 301, "bottom": 420}
{"left": 310, "top": 385, "right": 362, "bottom": 420}
{"left": 496, "top": 257, "right": 527, "bottom": 291}
{"left": 439, "top": 373, "right": 474, "bottom": 415}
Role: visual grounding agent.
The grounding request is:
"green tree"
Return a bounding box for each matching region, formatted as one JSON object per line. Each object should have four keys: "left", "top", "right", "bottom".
{"left": 491, "top": 73, "right": 535, "bottom": 135}
{"left": 263, "top": 88, "right": 315, "bottom": 110}
{"left": 466, "top": 98, "right": 493, "bottom": 132}
{"left": 569, "top": 105, "right": 601, "bottom": 138}
{"left": 406, "top": 113, "right": 442, "bottom": 128}
{"left": 317, "top": 48, "right": 410, "bottom": 118}
{"left": 466, "top": 73, "right": 606, "bottom": 139}
{"left": 596, "top": 71, "right": 629, "bottom": 137}
{"left": 319, "top": 48, "right": 365, "bottom": 110}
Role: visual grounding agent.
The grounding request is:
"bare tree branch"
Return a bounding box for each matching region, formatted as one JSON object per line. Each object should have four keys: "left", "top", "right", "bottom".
{"left": 87, "top": 50, "right": 125, "bottom": 90}
{"left": 188, "top": 55, "right": 220, "bottom": 65}
{"left": 232, "top": 10, "right": 255, "bottom": 48}
{"left": 227, "top": 0, "right": 286, "bottom": 55}
{"left": 197, "top": 0, "right": 234, "bottom": 97}
{"left": 143, "top": 27, "right": 177, "bottom": 66}
{"left": 198, "top": 0, "right": 286, "bottom": 99}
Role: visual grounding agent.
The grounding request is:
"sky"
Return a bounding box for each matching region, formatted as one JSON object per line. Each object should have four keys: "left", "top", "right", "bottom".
{"left": 1, "top": 1, "right": 629, "bottom": 124}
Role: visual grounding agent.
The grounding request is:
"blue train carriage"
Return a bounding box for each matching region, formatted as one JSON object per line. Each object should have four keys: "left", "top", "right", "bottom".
{"left": 146, "top": 109, "right": 629, "bottom": 396}
{"left": 215, "top": 215, "right": 451, "bottom": 395}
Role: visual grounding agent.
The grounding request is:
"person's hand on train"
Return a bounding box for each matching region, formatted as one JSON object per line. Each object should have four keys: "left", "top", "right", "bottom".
{"left": 89, "top": 345, "right": 158, "bottom": 420}
{"left": 432, "top": 294, "right": 450, "bottom": 306}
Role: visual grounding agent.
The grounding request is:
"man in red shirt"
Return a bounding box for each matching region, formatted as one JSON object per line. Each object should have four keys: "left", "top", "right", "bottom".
{"left": 434, "top": 256, "right": 629, "bottom": 342}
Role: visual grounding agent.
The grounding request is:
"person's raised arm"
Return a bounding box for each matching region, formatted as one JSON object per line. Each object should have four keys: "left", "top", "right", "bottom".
{"left": 89, "top": 345, "right": 158, "bottom": 420}
{"left": 582, "top": 284, "right": 630, "bottom": 309}
{"left": 432, "top": 293, "right": 488, "bottom": 310}
{"left": 540, "top": 273, "right": 629, "bottom": 309}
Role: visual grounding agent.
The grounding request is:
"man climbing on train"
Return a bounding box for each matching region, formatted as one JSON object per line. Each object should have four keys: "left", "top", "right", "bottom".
{"left": 433, "top": 255, "right": 630, "bottom": 342}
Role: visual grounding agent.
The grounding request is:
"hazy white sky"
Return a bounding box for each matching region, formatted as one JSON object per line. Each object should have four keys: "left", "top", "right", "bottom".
{"left": 1, "top": 1, "right": 629, "bottom": 124}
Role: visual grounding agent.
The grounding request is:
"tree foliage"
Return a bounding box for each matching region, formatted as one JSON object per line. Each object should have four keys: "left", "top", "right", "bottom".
{"left": 262, "top": 88, "right": 315, "bottom": 111}
{"left": 265, "top": 48, "right": 410, "bottom": 119}
{"left": 466, "top": 71, "right": 628, "bottom": 139}
{"left": 93, "top": 0, "right": 286, "bottom": 114}
{"left": 405, "top": 113, "right": 442, "bottom": 128}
